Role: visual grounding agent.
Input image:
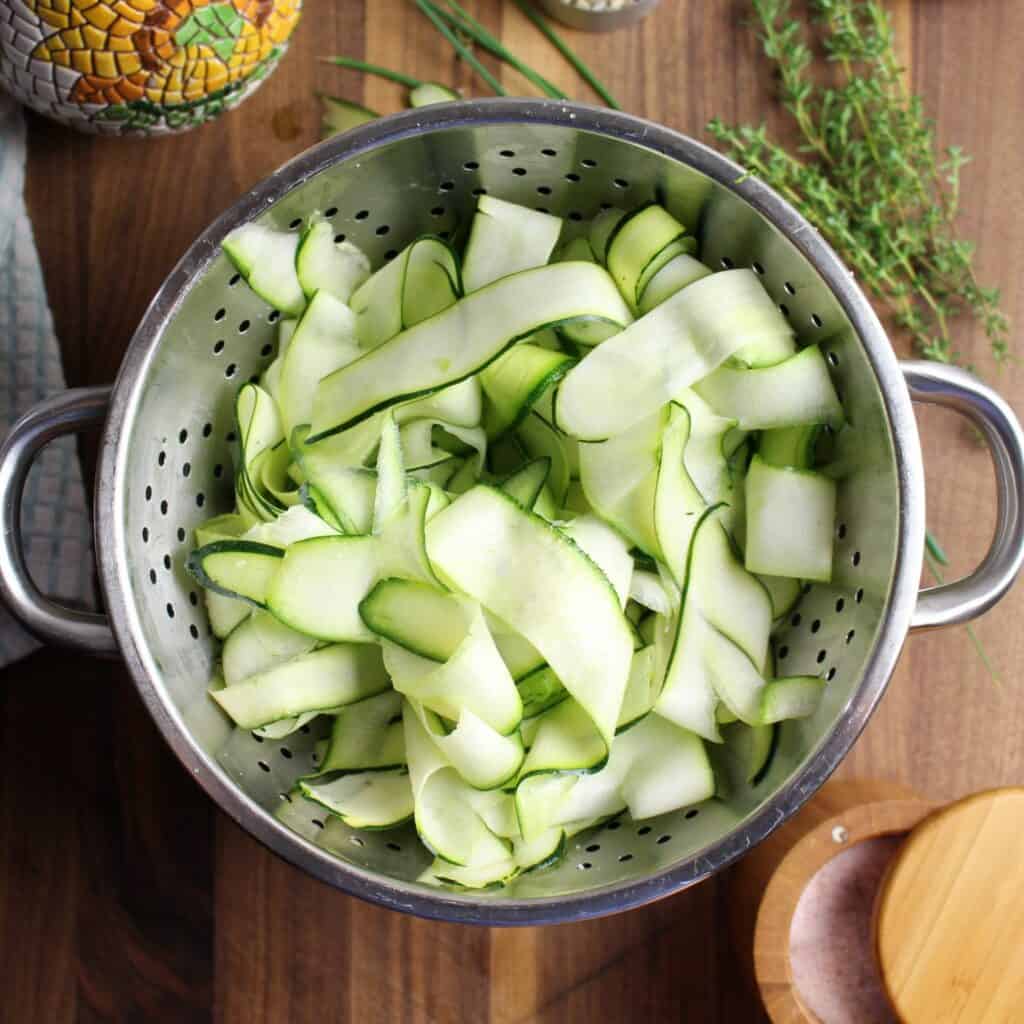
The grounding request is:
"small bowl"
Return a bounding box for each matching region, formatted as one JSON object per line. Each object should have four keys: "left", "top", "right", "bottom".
{"left": 534, "top": 0, "right": 661, "bottom": 32}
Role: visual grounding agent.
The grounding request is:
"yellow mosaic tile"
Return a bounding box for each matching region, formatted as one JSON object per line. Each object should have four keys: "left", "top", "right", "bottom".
{"left": 114, "top": 51, "right": 141, "bottom": 73}
{"left": 70, "top": 49, "right": 93, "bottom": 72}
{"left": 38, "top": 10, "right": 70, "bottom": 28}
{"left": 81, "top": 23, "right": 106, "bottom": 47}
{"left": 111, "top": 0, "right": 142, "bottom": 18}
{"left": 82, "top": 2, "right": 116, "bottom": 29}
{"left": 91, "top": 48, "right": 116, "bottom": 76}
{"left": 107, "top": 16, "right": 136, "bottom": 36}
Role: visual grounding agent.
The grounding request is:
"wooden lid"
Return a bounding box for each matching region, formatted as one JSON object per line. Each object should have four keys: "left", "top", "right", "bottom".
{"left": 874, "top": 788, "right": 1024, "bottom": 1023}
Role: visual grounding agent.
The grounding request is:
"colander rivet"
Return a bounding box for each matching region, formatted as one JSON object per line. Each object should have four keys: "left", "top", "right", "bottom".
{"left": 831, "top": 825, "right": 849, "bottom": 844}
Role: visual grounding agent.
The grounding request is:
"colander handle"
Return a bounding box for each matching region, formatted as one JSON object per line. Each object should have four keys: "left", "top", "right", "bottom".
{"left": 0, "top": 387, "right": 117, "bottom": 654}
{"left": 904, "top": 362, "right": 1024, "bottom": 631}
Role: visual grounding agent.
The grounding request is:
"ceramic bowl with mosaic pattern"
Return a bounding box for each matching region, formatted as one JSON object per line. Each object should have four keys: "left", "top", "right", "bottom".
{"left": 0, "top": 0, "right": 301, "bottom": 134}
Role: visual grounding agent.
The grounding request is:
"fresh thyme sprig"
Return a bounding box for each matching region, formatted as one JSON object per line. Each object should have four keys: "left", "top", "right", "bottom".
{"left": 708, "top": 0, "right": 1010, "bottom": 368}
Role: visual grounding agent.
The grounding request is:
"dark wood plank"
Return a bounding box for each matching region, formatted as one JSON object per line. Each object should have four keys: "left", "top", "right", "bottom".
{"left": 0, "top": 651, "right": 78, "bottom": 1024}
{"left": 8, "top": 0, "right": 1024, "bottom": 1020}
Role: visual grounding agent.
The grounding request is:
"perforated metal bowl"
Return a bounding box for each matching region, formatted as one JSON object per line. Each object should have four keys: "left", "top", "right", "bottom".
{"left": 2, "top": 100, "right": 1022, "bottom": 925}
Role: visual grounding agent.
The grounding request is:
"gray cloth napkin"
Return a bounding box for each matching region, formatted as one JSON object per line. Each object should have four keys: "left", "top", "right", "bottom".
{"left": 0, "top": 92, "right": 94, "bottom": 665}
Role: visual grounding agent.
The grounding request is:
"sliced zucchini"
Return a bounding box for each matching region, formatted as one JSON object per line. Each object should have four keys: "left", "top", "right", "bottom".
{"left": 372, "top": 412, "right": 406, "bottom": 532}
{"left": 222, "top": 222, "right": 305, "bottom": 318}
{"left": 319, "top": 93, "right": 377, "bottom": 138}
{"left": 703, "top": 623, "right": 766, "bottom": 725}
{"left": 426, "top": 485, "right": 633, "bottom": 750}
{"left": 248, "top": 504, "right": 337, "bottom": 546}
{"left": 298, "top": 459, "right": 376, "bottom": 535}
{"left": 300, "top": 769, "right": 413, "bottom": 829}
{"left": 745, "top": 455, "right": 836, "bottom": 582}
{"left": 557, "top": 269, "right": 793, "bottom": 441}
{"left": 499, "top": 457, "right": 551, "bottom": 510}
{"left": 516, "top": 412, "right": 571, "bottom": 505}
{"left": 206, "top": 591, "right": 250, "bottom": 639}
{"left": 235, "top": 383, "right": 285, "bottom": 521}
{"left": 628, "top": 570, "right": 671, "bottom": 615}
{"left": 653, "top": 402, "right": 706, "bottom": 583}
{"left": 616, "top": 713, "right": 713, "bottom": 820}
{"left": 403, "top": 704, "right": 511, "bottom": 866}
{"left": 318, "top": 689, "right": 405, "bottom": 773}
{"left": 489, "top": 618, "right": 546, "bottom": 680}
{"left": 616, "top": 645, "right": 657, "bottom": 731}
{"left": 758, "top": 424, "right": 821, "bottom": 469}
{"left": 760, "top": 676, "right": 826, "bottom": 724}
{"left": 672, "top": 388, "right": 740, "bottom": 506}
{"left": 221, "top": 609, "right": 316, "bottom": 685}
{"left": 578, "top": 406, "right": 666, "bottom": 557}
{"left": 413, "top": 701, "right": 524, "bottom": 790}
{"left": 462, "top": 195, "right": 563, "bottom": 294}
{"left": 517, "top": 665, "right": 568, "bottom": 719}
{"left": 266, "top": 535, "right": 378, "bottom": 641}
{"left": 359, "top": 578, "right": 470, "bottom": 661}
{"left": 515, "top": 773, "right": 578, "bottom": 841}
{"left": 518, "top": 698, "right": 607, "bottom": 780}
{"left": 278, "top": 289, "right": 360, "bottom": 435}
{"left": 296, "top": 214, "right": 371, "bottom": 302}
{"left": 637, "top": 252, "right": 711, "bottom": 314}
{"left": 560, "top": 515, "right": 633, "bottom": 609}
{"left": 758, "top": 573, "right": 803, "bottom": 620}
{"left": 605, "top": 204, "right": 687, "bottom": 308}
{"left": 261, "top": 317, "right": 296, "bottom": 402}
{"left": 588, "top": 207, "right": 627, "bottom": 264}
{"left": 350, "top": 235, "right": 460, "bottom": 350}
{"left": 382, "top": 605, "right": 522, "bottom": 734}
{"left": 309, "top": 262, "right": 631, "bottom": 441}
{"left": 655, "top": 504, "right": 772, "bottom": 737}
{"left": 295, "top": 375, "right": 483, "bottom": 474}
{"left": 695, "top": 345, "right": 844, "bottom": 430}
{"left": 195, "top": 512, "right": 248, "bottom": 548}
{"left": 556, "top": 236, "right": 595, "bottom": 264}
{"left": 187, "top": 540, "right": 283, "bottom": 607}
{"left": 480, "top": 343, "right": 575, "bottom": 438}
{"left": 408, "top": 81, "right": 460, "bottom": 106}
{"left": 211, "top": 644, "right": 389, "bottom": 728}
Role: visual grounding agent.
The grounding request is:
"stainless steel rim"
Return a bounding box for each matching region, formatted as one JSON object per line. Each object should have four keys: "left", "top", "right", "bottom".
{"left": 95, "top": 99, "right": 926, "bottom": 925}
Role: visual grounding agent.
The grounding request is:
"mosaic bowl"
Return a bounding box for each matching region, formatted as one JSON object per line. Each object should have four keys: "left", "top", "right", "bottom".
{"left": 0, "top": 0, "right": 300, "bottom": 134}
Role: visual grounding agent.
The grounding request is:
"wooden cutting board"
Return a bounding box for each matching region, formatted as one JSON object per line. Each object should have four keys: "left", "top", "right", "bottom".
{"left": 3, "top": 1, "right": 1023, "bottom": 1021}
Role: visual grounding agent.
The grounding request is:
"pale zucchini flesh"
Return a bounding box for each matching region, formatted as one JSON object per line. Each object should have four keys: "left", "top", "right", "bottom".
{"left": 206, "top": 194, "right": 848, "bottom": 887}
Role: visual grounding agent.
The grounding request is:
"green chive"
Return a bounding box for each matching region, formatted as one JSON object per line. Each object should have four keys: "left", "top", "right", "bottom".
{"left": 434, "top": 0, "right": 567, "bottom": 100}
{"left": 925, "top": 529, "right": 949, "bottom": 566}
{"left": 510, "top": 0, "right": 620, "bottom": 110}
{"left": 320, "top": 56, "right": 424, "bottom": 90}
{"left": 415, "top": 0, "right": 507, "bottom": 96}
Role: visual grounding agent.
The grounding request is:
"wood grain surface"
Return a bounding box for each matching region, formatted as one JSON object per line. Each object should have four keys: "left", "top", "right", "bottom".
{"left": 3, "top": 0, "right": 1023, "bottom": 1020}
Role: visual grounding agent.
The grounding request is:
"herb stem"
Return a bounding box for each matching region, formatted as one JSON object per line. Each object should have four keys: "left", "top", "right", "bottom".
{"left": 434, "top": 0, "right": 568, "bottom": 99}
{"left": 320, "top": 56, "right": 424, "bottom": 89}
{"left": 925, "top": 530, "right": 949, "bottom": 566}
{"left": 711, "top": 0, "right": 1010, "bottom": 367}
{"left": 414, "top": 0, "right": 507, "bottom": 96}
{"left": 510, "top": 0, "right": 621, "bottom": 110}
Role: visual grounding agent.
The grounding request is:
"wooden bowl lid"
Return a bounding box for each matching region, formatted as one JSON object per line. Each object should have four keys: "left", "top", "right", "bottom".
{"left": 874, "top": 787, "right": 1024, "bottom": 1023}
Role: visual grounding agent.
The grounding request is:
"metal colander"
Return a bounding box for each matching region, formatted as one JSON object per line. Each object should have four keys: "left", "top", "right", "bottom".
{"left": 2, "top": 101, "right": 1022, "bottom": 925}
